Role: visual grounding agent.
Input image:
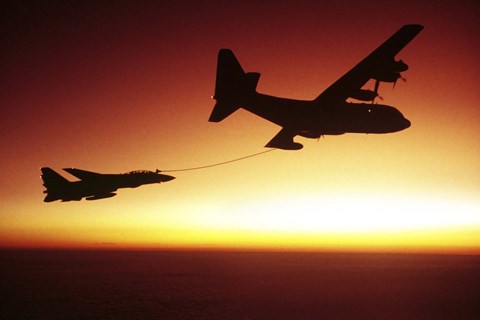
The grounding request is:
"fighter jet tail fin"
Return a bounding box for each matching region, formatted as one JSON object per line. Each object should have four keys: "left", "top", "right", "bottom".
{"left": 41, "top": 167, "right": 70, "bottom": 202}
{"left": 43, "top": 193, "right": 61, "bottom": 202}
{"left": 41, "top": 167, "right": 69, "bottom": 191}
{"left": 209, "top": 49, "right": 260, "bottom": 122}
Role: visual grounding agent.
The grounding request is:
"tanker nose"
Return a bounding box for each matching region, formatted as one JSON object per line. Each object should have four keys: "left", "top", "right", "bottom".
{"left": 403, "top": 118, "right": 411, "bottom": 129}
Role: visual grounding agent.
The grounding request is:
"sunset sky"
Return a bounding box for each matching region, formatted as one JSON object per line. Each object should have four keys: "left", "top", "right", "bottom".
{"left": 1, "top": 1, "right": 479, "bottom": 253}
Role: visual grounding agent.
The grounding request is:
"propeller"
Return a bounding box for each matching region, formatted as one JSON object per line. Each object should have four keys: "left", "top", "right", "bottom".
{"left": 393, "top": 76, "right": 407, "bottom": 89}
{"left": 372, "top": 80, "right": 381, "bottom": 104}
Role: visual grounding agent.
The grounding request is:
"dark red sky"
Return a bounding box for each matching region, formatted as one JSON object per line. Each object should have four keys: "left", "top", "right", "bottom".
{"left": 1, "top": 1, "right": 479, "bottom": 251}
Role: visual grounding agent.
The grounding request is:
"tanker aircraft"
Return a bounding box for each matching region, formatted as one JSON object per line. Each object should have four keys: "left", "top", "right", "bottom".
{"left": 209, "top": 24, "right": 423, "bottom": 150}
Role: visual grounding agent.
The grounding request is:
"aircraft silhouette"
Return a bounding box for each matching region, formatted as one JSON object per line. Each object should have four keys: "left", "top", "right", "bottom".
{"left": 41, "top": 167, "right": 175, "bottom": 202}
{"left": 209, "top": 24, "right": 423, "bottom": 150}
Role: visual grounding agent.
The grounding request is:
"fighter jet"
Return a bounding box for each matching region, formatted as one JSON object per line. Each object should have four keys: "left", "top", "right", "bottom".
{"left": 41, "top": 167, "right": 175, "bottom": 202}
{"left": 209, "top": 24, "right": 423, "bottom": 150}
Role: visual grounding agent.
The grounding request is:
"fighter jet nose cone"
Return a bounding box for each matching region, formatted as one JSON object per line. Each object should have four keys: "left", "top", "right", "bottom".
{"left": 160, "top": 174, "right": 176, "bottom": 182}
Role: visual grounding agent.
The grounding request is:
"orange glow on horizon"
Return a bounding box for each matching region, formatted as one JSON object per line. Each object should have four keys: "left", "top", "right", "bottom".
{"left": 2, "top": 193, "right": 479, "bottom": 254}
{"left": 1, "top": 2, "right": 479, "bottom": 254}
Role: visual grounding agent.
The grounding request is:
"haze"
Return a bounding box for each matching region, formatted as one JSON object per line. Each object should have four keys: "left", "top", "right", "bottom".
{"left": 1, "top": 1, "right": 479, "bottom": 253}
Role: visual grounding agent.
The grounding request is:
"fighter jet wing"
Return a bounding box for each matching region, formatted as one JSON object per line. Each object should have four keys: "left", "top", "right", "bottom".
{"left": 63, "top": 168, "right": 102, "bottom": 181}
{"left": 315, "top": 24, "right": 423, "bottom": 103}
